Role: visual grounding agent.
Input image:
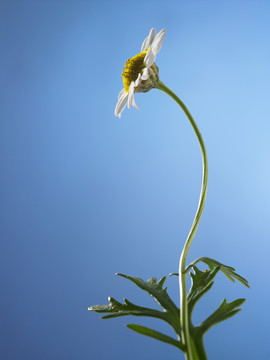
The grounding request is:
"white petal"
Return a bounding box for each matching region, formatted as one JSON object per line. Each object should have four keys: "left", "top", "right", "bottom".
{"left": 145, "top": 28, "right": 156, "bottom": 49}
{"left": 128, "top": 82, "right": 135, "bottom": 109}
{"left": 118, "top": 91, "right": 128, "bottom": 101}
{"left": 132, "top": 96, "right": 139, "bottom": 110}
{"left": 151, "top": 29, "right": 166, "bottom": 55}
{"left": 134, "top": 73, "right": 141, "bottom": 87}
{"left": 144, "top": 50, "right": 156, "bottom": 67}
{"left": 118, "top": 89, "right": 128, "bottom": 103}
{"left": 118, "top": 88, "right": 125, "bottom": 99}
{"left": 141, "top": 37, "right": 148, "bottom": 52}
{"left": 114, "top": 93, "right": 128, "bottom": 118}
{"left": 141, "top": 27, "right": 156, "bottom": 52}
{"left": 141, "top": 67, "right": 149, "bottom": 80}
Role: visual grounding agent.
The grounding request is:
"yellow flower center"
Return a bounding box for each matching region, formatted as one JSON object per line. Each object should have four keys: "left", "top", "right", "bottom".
{"left": 122, "top": 51, "right": 147, "bottom": 92}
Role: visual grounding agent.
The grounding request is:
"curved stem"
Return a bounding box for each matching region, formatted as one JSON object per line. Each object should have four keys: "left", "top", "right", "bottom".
{"left": 155, "top": 80, "right": 208, "bottom": 360}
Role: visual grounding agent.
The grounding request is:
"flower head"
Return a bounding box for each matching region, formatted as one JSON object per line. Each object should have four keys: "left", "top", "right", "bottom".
{"left": 114, "top": 28, "right": 166, "bottom": 118}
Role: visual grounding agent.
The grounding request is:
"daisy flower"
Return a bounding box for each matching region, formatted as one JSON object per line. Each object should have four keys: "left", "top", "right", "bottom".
{"left": 114, "top": 27, "right": 166, "bottom": 118}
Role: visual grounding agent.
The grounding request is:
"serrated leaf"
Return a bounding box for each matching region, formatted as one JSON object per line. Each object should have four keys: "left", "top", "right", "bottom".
{"left": 127, "top": 324, "right": 184, "bottom": 351}
{"left": 170, "top": 264, "right": 246, "bottom": 357}
{"left": 198, "top": 298, "right": 246, "bottom": 334}
{"left": 187, "top": 297, "right": 246, "bottom": 359}
{"left": 89, "top": 296, "right": 169, "bottom": 323}
{"left": 89, "top": 274, "right": 181, "bottom": 336}
{"left": 187, "top": 266, "right": 220, "bottom": 317}
{"left": 89, "top": 271, "right": 247, "bottom": 356}
{"left": 201, "top": 258, "right": 249, "bottom": 288}
{"left": 116, "top": 273, "right": 179, "bottom": 315}
{"left": 185, "top": 257, "right": 250, "bottom": 288}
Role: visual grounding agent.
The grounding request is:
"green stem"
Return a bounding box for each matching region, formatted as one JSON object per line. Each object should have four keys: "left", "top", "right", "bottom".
{"left": 155, "top": 80, "right": 208, "bottom": 360}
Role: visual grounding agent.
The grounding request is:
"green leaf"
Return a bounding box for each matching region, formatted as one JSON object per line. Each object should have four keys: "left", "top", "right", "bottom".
{"left": 89, "top": 274, "right": 181, "bottom": 337}
{"left": 89, "top": 271, "right": 247, "bottom": 356}
{"left": 186, "top": 257, "right": 250, "bottom": 288}
{"left": 116, "top": 273, "right": 179, "bottom": 315}
{"left": 187, "top": 298, "right": 245, "bottom": 360}
{"left": 172, "top": 265, "right": 246, "bottom": 357}
{"left": 89, "top": 296, "right": 169, "bottom": 323}
{"left": 127, "top": 324, "right": 184, "bottom": 351}
{"left": 187, "top": 266, "right": 220, "bottom": 318}
{"left": 198, "top": 298, "right": 246, "bottom": 334}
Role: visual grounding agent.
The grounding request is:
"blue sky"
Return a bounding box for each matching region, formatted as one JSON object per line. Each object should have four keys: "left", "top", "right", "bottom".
{"left": 1, "top": 1, "right": 270, "bottom": 359}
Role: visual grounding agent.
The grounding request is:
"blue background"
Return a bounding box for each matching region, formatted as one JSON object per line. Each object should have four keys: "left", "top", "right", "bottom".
{"left": 1, "top": 1, "right": 270, "bottom": 359}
